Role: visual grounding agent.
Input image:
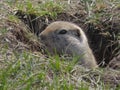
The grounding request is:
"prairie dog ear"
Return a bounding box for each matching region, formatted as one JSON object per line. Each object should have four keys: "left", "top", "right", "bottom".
{"left": 75, "top": 29, "right": 81, "bottom": 37}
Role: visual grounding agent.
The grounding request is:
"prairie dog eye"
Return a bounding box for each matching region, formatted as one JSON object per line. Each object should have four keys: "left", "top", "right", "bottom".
{"left": 58, "top": 29, "right": 67, "bottom": 34}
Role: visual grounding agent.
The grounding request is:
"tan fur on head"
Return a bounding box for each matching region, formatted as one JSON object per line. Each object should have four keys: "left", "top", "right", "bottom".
{"left": 39, "top": 21, "right": 98, "bottom": 68}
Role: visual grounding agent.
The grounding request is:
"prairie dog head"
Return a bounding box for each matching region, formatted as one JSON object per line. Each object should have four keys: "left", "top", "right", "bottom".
{"left": 39, "top": 21, "right": 97, "bottom": 68}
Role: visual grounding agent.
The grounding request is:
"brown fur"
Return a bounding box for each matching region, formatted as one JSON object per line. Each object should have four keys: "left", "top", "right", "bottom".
{"left": 39, "top": 21, "right": 98, "bottom": 68}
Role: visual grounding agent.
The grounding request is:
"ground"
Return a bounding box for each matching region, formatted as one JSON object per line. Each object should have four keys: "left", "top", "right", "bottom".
{"left": 0, "top": 0, "right": 120, "bottom": 89}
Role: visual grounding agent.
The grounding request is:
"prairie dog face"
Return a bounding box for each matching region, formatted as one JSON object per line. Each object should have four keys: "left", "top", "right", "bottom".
{"left": 39, "top": 21, "right": 97, "bottom": 68}
{"left": 39, "top": 21, "right": 88, "bottom": 54}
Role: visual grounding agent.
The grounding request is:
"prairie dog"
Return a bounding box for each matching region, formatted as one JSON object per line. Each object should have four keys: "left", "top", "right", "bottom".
{"left": 39, "top": 21, "right": 98, "bottom": 68}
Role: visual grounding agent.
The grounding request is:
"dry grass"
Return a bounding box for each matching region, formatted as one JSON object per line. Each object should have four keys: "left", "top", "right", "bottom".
{"left": 0, "top": 0, "right": 120, "bottom": 90}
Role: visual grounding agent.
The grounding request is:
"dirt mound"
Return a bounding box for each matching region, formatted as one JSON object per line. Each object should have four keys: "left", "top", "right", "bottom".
{"left": 0, "top": 19, "right": 44, "bottom": 53}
